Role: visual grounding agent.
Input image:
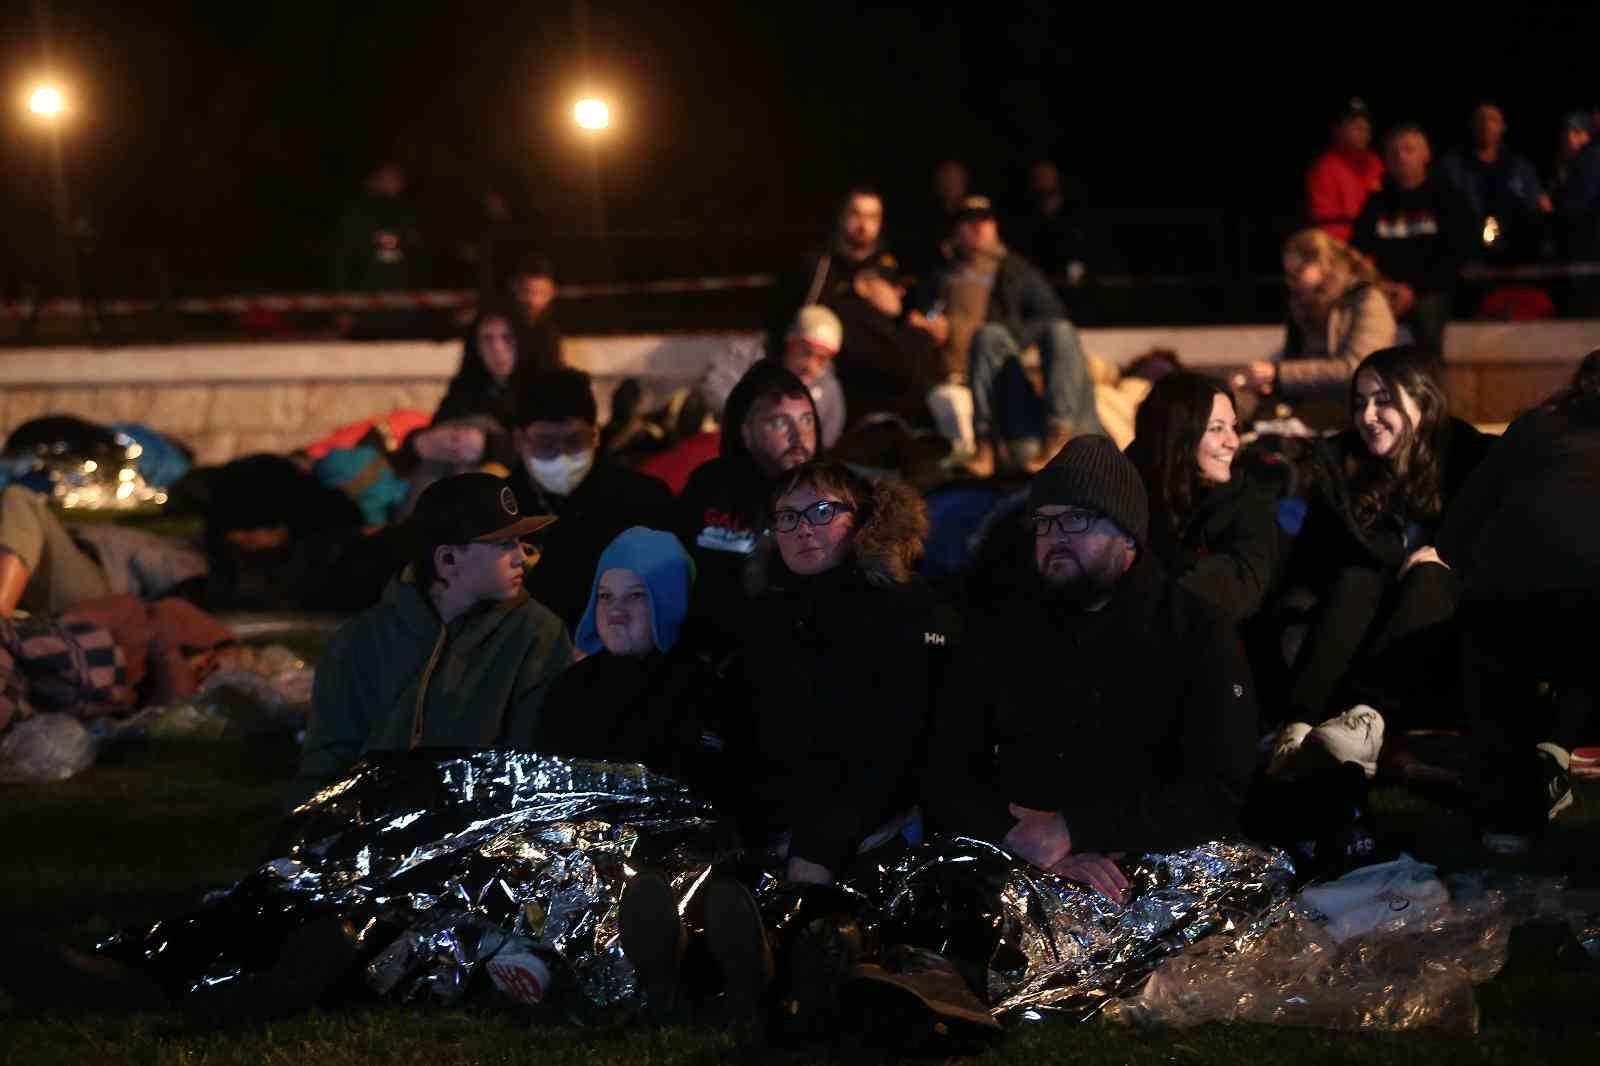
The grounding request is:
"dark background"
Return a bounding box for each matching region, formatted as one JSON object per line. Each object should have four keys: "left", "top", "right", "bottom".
{"left": 2, "top": 1, "right": 1597, "bottom": 320}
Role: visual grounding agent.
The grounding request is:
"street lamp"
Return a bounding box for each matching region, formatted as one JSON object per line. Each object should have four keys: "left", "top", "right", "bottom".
{"left": 22, "top": 81, "right": 87, "bottom": 332}
{"left": 28, "top": 84, "right": 65, "bottom": 118}
{"left": 574, "top": 98, "right": 609, "bottom": 131}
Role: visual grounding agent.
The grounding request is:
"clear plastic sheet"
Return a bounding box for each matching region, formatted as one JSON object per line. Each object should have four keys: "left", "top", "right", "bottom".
{"left": 1101, "top": 889, "right": 1510, "bottom": 1033}
{"left": 866, "top": 836, "right": 1299, "bottom": 1024}
{"left": 98, "top": 750, "right": 735, "bottom": 1008}
{"left": 0, "top": 711, "right": 96, "bottom": 782}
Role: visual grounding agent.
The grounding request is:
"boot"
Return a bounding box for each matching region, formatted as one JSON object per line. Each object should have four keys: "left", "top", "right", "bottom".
{"left": 0, "top": 553, "right": 31, "bottom": 617}
{"left": 618, "top": 870, "right": 688, "bottom": 1024}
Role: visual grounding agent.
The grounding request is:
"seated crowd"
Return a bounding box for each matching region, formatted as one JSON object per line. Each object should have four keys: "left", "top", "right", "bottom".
{"left": 1, "top": 171, "right": 1597, "bottom": 1035}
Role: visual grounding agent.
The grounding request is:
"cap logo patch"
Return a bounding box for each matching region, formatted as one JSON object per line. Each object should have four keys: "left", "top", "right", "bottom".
{"left": 501, "top": 487, "right": 519, "bottom": 516}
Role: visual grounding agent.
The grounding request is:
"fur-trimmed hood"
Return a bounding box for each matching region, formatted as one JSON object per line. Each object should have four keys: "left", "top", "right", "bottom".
{"left": 745, "top": 475, "right": 929, "bottom": 595}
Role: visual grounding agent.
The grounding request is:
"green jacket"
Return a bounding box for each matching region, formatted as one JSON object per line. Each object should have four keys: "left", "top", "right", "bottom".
{"left": 299, "top": 577, "right": 572, "bottom": 788}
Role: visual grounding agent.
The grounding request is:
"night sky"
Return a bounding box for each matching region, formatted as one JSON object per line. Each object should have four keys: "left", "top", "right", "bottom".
{"left": 3, "top": 1, "right": 1598, "bottom": 294}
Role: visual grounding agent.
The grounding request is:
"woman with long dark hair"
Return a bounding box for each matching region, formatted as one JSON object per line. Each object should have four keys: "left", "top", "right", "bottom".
{"left": 1127, "top": 372, "right": 1279, "bottom": 621}
{"left": 1280, "top": 345, "right": 1495, "bottom": 739}
{"left": 399, "top": 298, "right": 562, "bottom": 514}
{"left": 1439, "top": 350, "right": 1600, "bottom": 835}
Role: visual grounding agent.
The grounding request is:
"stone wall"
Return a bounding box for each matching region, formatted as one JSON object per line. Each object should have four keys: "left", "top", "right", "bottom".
{"left": 1, "top": 322, "right": 1594, "bottom": 463}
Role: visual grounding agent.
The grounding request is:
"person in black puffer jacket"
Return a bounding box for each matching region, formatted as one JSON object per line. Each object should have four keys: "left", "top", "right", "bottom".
{"left": 722, "top": 460, "right": 955, "bottom": 885}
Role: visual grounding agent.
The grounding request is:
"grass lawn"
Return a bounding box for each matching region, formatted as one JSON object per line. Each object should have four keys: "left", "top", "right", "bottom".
{"left": 2, "top": 735, "right": 1597, "bottom": 1064}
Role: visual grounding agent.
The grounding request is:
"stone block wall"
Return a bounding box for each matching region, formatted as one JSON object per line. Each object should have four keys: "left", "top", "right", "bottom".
{"left": 1, "top": 323, "right": 1593, "bottom": 464}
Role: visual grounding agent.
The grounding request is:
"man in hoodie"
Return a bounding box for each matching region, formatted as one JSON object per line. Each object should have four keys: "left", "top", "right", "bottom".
{"left": 674, "top": 362, "right": 820, "bottom": 661}
{"left": 503, "top": 368, "right": 673, "bottom": 631}
{"left": 298, "top": 473, "right": 572, "bottom": 792}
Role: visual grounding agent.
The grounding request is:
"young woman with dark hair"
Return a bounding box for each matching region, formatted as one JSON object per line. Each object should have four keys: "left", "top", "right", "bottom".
{"left": 1280, "top": 346, "right": 1495, "bottom": 736}
{"left": 398, "top": 299, "right": 564, "bottom": 514}
{"left": 1126, "top": 372, "right": 1280, "bottom": 621}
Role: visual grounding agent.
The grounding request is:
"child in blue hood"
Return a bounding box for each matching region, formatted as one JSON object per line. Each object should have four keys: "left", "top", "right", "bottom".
{"left": 539, "top": 527, "right": 711, "bottom": 777}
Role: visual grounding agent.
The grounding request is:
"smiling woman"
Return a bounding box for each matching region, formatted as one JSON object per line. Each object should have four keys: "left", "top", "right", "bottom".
{"left": 1126, "top": 372, "right": 1279, "bottom": 621}
{"left": 1279, "top": 346, "right": 1497, "bottom": 730}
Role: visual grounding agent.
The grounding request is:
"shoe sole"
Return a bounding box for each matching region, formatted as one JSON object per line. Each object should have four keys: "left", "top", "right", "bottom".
{"left": 618, "top": 872, "right": 685, "bottom": 1021}
{"left": 699, "top": 877, "right": 771, "bottom": 1024}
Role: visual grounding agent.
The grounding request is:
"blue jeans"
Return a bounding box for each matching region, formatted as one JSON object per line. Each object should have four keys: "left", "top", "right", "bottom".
{"left": 969, "top": 320, "right": 1102, "bottom": 442}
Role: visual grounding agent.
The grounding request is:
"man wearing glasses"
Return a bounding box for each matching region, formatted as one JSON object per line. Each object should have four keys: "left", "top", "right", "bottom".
{"left": 674, "top": 362, "right": 822, "bottom": 661}
{"left": 928, "top": 436, "right": 1257, "bottom": 902}
{"left": 504, "top": 368, "right": 672, "bottom": 630}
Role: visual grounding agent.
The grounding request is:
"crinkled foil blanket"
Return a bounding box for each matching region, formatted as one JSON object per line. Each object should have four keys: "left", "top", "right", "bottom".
{"left": 99, "top": 750, "right": 1295, "bottom": 1022}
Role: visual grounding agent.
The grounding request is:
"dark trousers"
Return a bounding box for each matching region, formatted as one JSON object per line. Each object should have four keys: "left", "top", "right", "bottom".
{"left": 1288, "top": 561, "right": 1460, "bottom": 725}
{"left": 1459, "top": 589, "right": 1598, "bottom": 756}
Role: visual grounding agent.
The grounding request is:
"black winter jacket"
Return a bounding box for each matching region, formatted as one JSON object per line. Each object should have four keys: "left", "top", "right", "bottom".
{"left": 927, "top": 553, "right": 1257, "bottom": 856}
{"left": 1146, "top": 480, "right": 1282, "bottom": 622}
{"left": 725, "top": 478, "right": 953, "bottom": 874}
{"left": 1288, "top": 418, "right": 1495, "bottom": 592}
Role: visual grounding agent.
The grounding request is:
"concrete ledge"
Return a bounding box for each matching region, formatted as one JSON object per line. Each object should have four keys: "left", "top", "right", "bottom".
{"left": 1, "top": 321, "right": 1593, "bottom": 463}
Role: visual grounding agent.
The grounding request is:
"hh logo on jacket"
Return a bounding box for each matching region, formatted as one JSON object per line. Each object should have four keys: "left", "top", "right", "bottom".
{"left": 1374, "top": 211, "right": 1439, "bottom": 240}
{"left": 696, "top": 508, "right": 757, "bottom": 555}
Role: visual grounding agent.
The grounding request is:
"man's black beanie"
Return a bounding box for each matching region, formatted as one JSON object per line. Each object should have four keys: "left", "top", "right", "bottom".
{"left": 1028, "top": 434, "right": 1149, "bottom": 545}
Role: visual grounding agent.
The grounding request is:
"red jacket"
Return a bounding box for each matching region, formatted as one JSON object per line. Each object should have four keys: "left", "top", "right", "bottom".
{"left": 1307, "top": 149, "right": 1384, "bottom": 243}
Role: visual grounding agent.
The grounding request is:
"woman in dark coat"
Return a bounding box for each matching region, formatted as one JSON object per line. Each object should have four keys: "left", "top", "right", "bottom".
{"left": 1283, "top": 345, "right": 1495, "bottom": 727}
{"left": 725, "top": 460, "right": 955, "bottom": 885}
{"left": 1126, "top": 372, "right": 1280, "bottom": 622}
{"left": 398, "top": 299, "right": 562, "bottom": 514}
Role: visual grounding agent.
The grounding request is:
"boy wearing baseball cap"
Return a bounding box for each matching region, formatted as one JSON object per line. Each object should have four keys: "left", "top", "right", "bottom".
{"left": 299, "top": 473, "right": 573, "bottom": 791}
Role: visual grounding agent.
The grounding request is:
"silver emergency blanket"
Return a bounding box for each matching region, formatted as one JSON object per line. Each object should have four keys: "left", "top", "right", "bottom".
{"left": 95, "top": 751, "right": 1315, "bottom": 1024}
{"left": 98, "top": 750, "right": 734, "bottom": 1008}
{"left": 865, "top": 836, "right": 1298, "bottom": 1024}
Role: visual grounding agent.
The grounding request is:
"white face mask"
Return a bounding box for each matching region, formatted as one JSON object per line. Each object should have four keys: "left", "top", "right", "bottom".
{"left": 526, "top": 450, "right": 595, "bottom": 497}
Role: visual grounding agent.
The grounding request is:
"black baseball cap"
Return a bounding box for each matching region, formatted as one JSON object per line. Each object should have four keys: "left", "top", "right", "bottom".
{"left": 953, "top": 195, "right": 996, "bottom": 222}
{"left": 409, "top": 473, "right": 556, "bottom": 548}
{"left": 1337, "top": 96, "right": 1371, "bottom": 121}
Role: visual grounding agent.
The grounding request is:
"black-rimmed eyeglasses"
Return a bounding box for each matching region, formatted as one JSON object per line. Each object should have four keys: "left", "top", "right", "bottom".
{"left": 773, "top": 499, "right": 855, "bottom": 533}
{"left": 1031, "top": 509, "right": 1097, "bottom": 537}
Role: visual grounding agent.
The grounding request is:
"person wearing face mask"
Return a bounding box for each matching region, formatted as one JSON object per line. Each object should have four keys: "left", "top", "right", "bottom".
{"left": 722, "top": 460, "right": 954, "bottom": 887}
{"left": 503, "top": 369, "right": 672, "bottom": 631}
{"left": 1272, "top": 347, "right": 1495, "bottom": 774}
{"left": 926, "top": 436, "right": 1257, "bottom": 901}
{"left": 673, "top": 361, "right": 822, "bottom": 663}
{"left": 1126, "top": 373, "right": 1280, "bottom": 622}
{"left": 398, "top": 299, "right": 544, "bottom": 516}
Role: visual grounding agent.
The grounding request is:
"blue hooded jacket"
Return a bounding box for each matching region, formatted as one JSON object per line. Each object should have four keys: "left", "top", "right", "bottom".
{"left": 574, "top": 527, "right": 696, "bottom": 655}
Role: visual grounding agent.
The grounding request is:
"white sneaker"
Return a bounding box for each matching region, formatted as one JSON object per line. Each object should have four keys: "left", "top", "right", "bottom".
{"left": 1265, "top": 722, "right": 1313, "bottom": 779}
{"left": 1304, "top": 705, "right": 1386, "bottom": 778}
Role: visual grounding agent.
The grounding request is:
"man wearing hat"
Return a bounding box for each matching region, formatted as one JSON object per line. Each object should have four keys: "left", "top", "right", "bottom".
{"left": 699, "top": 304, "right": 847, "bottom": 450}
{"left": 299, "top": 472, "right": 573, "bottom": 792}
{"left": 926, "top": 436, "right": 1256, "bottom": 900}
{"left": 1308, "top": 97, "right": 1384, "bottom": 243}
{"left": 909, "top": 194, "right": 1101, "bottom": 477}
{"left": 827, "top": 251, "right": 944, "bottom": 429}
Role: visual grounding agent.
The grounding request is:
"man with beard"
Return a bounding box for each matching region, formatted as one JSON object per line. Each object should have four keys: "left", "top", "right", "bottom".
{"left": 927, "top": 436, "right": 1256, "bottom": 900}
{"left": 674, "top": 361, "right": 821, "bottom": 661}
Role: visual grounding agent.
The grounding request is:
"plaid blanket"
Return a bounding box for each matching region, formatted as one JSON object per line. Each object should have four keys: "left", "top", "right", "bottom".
{"left": 0, "top": 615, "right": 131, "bottom": 732}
